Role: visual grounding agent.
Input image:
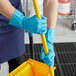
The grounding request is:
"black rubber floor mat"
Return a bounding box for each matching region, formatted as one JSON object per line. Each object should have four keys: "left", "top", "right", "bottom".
{"left": 57, "top": 53, "right": 76, "bottom": 64}
{"left": 54, "top": 43, "right": 76, "bottom": 76}
{"left": 25, "top": 42, "right": 76, "bottom": 76}
{"left": 54, "top": 43, "right": 76, "bottom": 52}
{"left": 61, "top": 64, "right": 76, "bottom": 76}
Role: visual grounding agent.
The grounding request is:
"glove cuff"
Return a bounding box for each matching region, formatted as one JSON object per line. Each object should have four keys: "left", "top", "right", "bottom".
{"left": 45, "top": 28, "right": 55, "bottom": 44}
{"left": 9, "top": 9, "right": 27, "bottom": 28}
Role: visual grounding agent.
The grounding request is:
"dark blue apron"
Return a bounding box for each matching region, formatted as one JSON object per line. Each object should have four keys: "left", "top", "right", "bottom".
{"left": 0, "top": 0, "right": 25, "bottom": 63}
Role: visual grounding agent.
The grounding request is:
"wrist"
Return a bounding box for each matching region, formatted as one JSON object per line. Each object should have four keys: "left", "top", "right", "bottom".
{"left": 47, "top": 28, "right": 55, "bottom": 32}
{"left": 9, "top": 9, "right": 27, "bottom": 28}
{"left": 45, "top": 28, "right": 55, "bottom": 44}
{"left": 9, "top": 7, "right": 16, "bottom": 19}
{"left": 46, "top": 28, "right": 55, "bottom": 36}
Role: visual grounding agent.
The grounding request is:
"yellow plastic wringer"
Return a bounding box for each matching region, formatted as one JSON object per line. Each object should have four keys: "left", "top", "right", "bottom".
{"left": 8, "top": 0, "right": 56, "bottom": 76}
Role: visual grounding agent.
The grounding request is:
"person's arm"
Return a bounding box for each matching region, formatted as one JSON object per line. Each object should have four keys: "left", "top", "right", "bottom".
{"left": 43, "top": 0, "right": 58, "bottom": 29}
{"left": 0, "top": 0, "right": 16, "bottom": 19}
{"left": 0, "top": 0, "right": 47, "bottom": 35}
{"left": 41, "top": 0, "right": 58, "bottom": 67}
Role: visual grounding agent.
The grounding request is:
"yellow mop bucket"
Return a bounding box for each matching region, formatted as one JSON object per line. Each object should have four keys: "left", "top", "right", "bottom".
{"left": 8, "top": 0, "right": 56, "bottom": 76}
{"left": 8, "top": 59, "right": 56, "bottom": 76}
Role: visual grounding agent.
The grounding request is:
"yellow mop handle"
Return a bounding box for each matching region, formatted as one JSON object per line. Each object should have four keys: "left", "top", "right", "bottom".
{"left": 32, "top": 0, "right": 55, "bottom": 76}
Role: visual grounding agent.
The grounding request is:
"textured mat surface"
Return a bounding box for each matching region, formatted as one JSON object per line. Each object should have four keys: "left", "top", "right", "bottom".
{"left": 25, "top": 42, "right": 76, "bottom": 76}
{"left": 54, "top": 43, "right": 76, "bottom": 76}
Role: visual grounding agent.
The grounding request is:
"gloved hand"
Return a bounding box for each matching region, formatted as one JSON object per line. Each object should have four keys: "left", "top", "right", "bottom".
{"left": 9, "top": 10, "right": 47, "bottom": 34}
{"left": 41, "top": 28, "right": 55, "bottom": 67}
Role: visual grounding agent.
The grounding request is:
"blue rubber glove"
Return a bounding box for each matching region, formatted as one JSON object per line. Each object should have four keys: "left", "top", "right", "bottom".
{"left": 9, "top": 10, "right": 47, "bottom": 34}
{"left": 41, "top": 28, "right": 55, "bottom": 67}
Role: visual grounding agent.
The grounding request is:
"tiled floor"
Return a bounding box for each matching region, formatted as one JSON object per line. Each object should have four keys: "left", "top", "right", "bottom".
{"left": 0, "top": 19, "right": 76, "bottom": 76}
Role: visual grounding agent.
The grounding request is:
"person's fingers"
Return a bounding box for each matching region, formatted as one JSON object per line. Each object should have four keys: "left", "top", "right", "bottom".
{"left": 44, "top": 48, "right": 55, "bottom": 60}
{"left": 45, "top": 52, "right": 55, "bottom": 61}
{"left": 44, "top": 56, "right": 54, "bottom": 63}
{"left": 44, "top": 59, "right": 54, "bottom": 66}
{"left": 37, "top": 26, "right": 47, "bottom": 34}
{"left": 41, "top": 24, "right": 47, "bottom": 28}
{"left": 44, "top": 55, "right": 54, "bottom": 62}
{"left": 44, "top": 60, "right": 51, "bottom": 65}
{"left": 38, "top": 22, "right": 47, "bottom": 27}
{"left": 37, "top": 19, "right": 47, "bottom": 24}
{"left": 39, "top": 28, "right": 47, "bottom": 35}
{"left": 44, "top": 53, "right": 53, "bottom": 60}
